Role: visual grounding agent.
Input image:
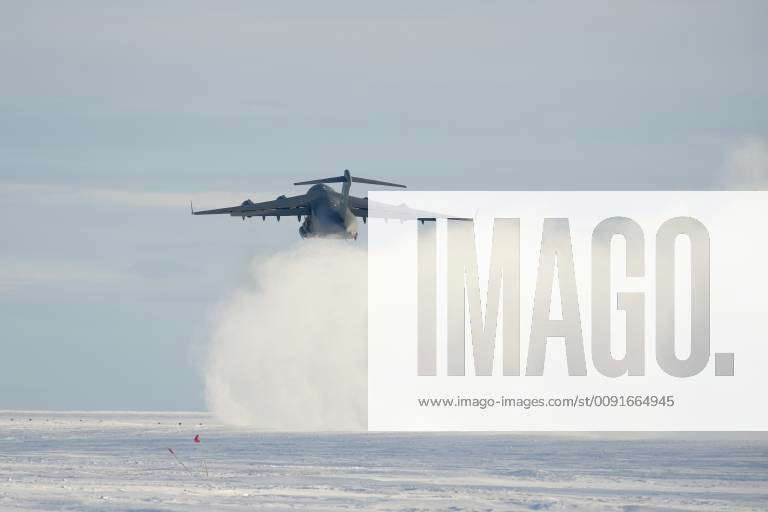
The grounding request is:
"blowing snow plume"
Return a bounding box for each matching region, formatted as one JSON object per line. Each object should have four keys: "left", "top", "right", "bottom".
{"left": 204, "top": 241, "right": 366, "bottom": 430}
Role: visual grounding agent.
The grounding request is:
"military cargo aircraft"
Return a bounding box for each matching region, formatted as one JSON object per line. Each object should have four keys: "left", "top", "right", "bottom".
{"left": 192, "top": 170, "right": 420, "bottom": 239}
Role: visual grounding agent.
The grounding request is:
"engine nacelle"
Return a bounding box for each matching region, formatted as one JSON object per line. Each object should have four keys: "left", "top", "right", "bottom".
{"left": 299, "top": 216, "right": 313, "bottom": 238}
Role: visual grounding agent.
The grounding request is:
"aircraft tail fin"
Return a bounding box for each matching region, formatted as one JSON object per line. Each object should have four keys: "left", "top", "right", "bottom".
{"left": 295, "top": 170, "right": 406, "bottom": 212}
{"left": 294, "top": 170, "right": 407, "bottom": 189}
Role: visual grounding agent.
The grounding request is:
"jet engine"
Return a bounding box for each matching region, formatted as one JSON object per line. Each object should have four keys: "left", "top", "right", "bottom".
{"left": 299, "top": 216, "right": 313, "bottom": 238}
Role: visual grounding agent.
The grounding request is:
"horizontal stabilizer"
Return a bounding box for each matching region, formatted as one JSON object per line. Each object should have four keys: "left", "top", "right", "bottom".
{"left": 351, "top": 176, "right": 406, "bottom": 188}
{"left": 294, "top": 176, "right": 346, "bottom": 185}
{"left": 294, "top": 169, "right": 406, "bottom": 188}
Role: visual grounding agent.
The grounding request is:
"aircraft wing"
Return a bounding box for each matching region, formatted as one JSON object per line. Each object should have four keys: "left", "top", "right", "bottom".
{"left": 347, "top": 196, "right": 466, "bottom": 221}
{"left": 192, "top": 194, "right": 310, "bottom": 218}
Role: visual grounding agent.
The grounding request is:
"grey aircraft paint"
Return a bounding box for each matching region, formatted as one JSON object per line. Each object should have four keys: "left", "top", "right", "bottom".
{"left": 192, "top": 170, "right": 406, "bottom": 239}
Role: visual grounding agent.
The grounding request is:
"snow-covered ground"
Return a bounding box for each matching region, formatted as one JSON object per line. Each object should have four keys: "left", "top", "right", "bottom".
{"left": 1, "top": 411, "right": 766, "bottom": 511}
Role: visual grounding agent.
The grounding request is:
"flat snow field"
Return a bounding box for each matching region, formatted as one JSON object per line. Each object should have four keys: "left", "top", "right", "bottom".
{"left": 1, "top": 412, "right": 767, "bottom": 511}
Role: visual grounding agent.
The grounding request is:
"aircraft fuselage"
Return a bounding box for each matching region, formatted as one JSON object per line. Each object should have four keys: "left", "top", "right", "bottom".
{"left": 299, "top": 184, "right": 358, "bottom": 239}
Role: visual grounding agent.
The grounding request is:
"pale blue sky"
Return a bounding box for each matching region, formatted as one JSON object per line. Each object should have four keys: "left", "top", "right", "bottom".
{"left": 1, "top": 1, "right": 766, "bottom": 410}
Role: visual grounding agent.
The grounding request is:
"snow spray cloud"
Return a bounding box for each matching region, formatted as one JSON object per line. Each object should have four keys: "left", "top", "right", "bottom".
{"left": 204, "top": 241, "right": 366, "bottom": 429}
